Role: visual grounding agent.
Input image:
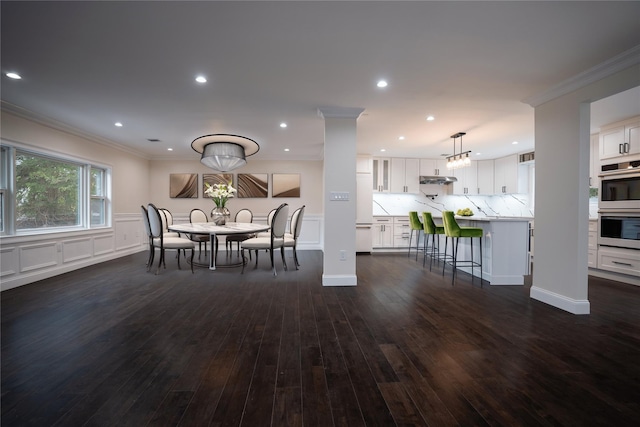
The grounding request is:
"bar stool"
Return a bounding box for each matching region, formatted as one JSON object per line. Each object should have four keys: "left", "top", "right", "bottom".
{"left": 441, "top": 211, "right": 483, "bottom": 285}
{"left": 408, "top": 211, "right": 423, "bottom": 260}
{"left": 422, "top": 212, "right": 446, "bottom": 271}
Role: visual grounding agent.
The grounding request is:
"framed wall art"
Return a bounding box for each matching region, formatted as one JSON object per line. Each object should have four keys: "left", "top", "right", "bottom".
{"left": 237, "top": 173, "right": 268, "bottom": 198}
{"left": 272, "top": 173, "right": 300, "bottom": 197}
{"left": 169, "top": 173, "right": 198, "bottom": 198}
{"left": 203, "top": 173, "right": 234, "bottom": 197}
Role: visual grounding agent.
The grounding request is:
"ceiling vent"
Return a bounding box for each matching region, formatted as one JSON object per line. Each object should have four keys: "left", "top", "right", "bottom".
{"left": 519, "top": 151, "right": 535, "bottom": 163}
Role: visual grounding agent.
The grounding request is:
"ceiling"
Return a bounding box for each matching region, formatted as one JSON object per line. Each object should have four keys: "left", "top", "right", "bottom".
{"left": 2, "top": 1, "right": 639, "bottom": 163}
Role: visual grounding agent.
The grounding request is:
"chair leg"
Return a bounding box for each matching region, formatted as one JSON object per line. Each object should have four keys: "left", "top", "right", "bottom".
{"left": 479, "top": 237, "right": 483, "bottom": 287}
{"left": 241, "top": 248, "right": 246, "bottom": 274}
{"left": 190, "top": 248, "right": 194, "bottom": 273}
{"left": 254, "top": 249, "right": 259, "bottom": 268}
{"left": 293, "top": 244, "right": 300, "bottom": 269}
{"left": 408, "top": 230, "right": 413, "bottom": 257}
{"left": 415, "top": 231, "right": 421, "bottom": 261}
{"left": 442, "top": 237, "right": 448, "bottom": 276}
{"left": 452, "top": 238, "right": 459, "bottom": 285}
{"left": 270, "top": 246, "right": 276, "bottom": 276}
{"left": 156, "top": 249, "right": 164, "bottom": 275}
{"left": 177, "top": 250, "right": 182, "bottom": 270}
{"left": 281, "top": 246, "right": 287, "bottom": 271}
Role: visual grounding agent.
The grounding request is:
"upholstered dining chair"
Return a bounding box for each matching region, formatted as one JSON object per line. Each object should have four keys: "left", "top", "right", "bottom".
{"left": 226, "top": 208, "right": 254, "bottom": 254}
{"left": 284, "top": 205, "right": 305, "bottom": 269}
{"left": 189, "top": 208, "right": 210, "bottom": 255}
{"left": 147, "top": 203, "right": 195, "bottom": 274}
{"left": 256, "top": 207, "right": 277, "bottom": 238}
{"left": 408, "top": 211, "right": 423, "bottom": 260}
{"left": 422, "top": 212, "right": 446, "bottom": 271}
{"left": 441, "top": 210, "right": 483, "bottom": 285}
{"left": 159, "top": 208, "right": 180, "bottom": 238}
{"left": 240, "top": 203, "right": 289, "bottom": 276}
{"left": 141, "top": 205, "right": 155, "bottom": 269}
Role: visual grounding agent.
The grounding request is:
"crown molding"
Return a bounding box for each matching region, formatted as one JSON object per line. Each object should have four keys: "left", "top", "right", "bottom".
{"left": 1, "top": 101, "right": 151, "bottom": 160}
{"left": 523, "top": 44, "right": 640, "bottom": 108}
{"left": 317, "top": 107, "right": 365, "bottom": 119}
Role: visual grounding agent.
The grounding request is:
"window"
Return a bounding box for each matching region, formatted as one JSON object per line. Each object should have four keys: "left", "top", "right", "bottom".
{"left": 0, "top": 144, "right": 111, "bottom": 234}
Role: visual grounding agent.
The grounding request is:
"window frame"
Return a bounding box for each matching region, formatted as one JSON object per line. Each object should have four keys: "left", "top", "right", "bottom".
{"left": 1, "top": 142, "right": 112, "bottom": 236}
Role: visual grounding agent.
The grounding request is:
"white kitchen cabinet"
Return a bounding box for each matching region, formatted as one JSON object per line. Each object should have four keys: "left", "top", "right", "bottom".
{"left": 477, "top": 160, "right": 495, "bottom": 195}
{"left": 452, "top": 161, "right": 478, "bottom": 195}
{"left": 588, "top": 220, "right": 598, "bottom": 268}
{"left": 597, "top": 246, "right": 640, "bottom": 277}
{"left": 589, "top": 134, "right": 599, "bottom": 188}
{"left": 419, "top": 158, "right": 448, "bottom": 176}
{"left": 494, "top": 154, "right": 519, "bottom": 194}
{"left": 599, "top": 117, "right": 640, "bottom": 161}
{"left": 372, "top": 158, "right": 390, "bottom": 193}
{"left": 390, "top": 158, "right": 420, "bottom": 193}
{"left": 372, "top": 217, "right": 393, "bottom": 248}
{"left": 393, "top": 216, "right": 412, "bottom": 248}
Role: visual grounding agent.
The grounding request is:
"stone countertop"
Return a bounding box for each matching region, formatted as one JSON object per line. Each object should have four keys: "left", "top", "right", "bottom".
{"left": 374, "top": 214, "right": 533, "bottom": 222}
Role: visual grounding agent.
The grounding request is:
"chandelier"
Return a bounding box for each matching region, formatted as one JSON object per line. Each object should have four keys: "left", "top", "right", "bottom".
{"left": 191, "top": 134, "right": 260, "bottom": 172}
{"left": 446, "top": 132, "right": 471, "bottom": 170}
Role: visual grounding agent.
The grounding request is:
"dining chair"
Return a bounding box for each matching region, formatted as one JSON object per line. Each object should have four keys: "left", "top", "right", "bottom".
{"left": 159, "top": 208, "right": 180, "bottom": 238}
{"left": 240, "top": 203, "right": 289, "bottom": 276}
{"left": 226, "top": 208, "right": 254, "bottom": 254}
{"left": 284, "top": 205, "right": 305, "bottom": 269}
{"left": 189, "top": 208, "right": 210, "bottom": 255}
{"left": 147, "top": 203, "right": 195, "bottom": 274}
{"left": 141, "top": 205, "right": 155, "bottom": 269}
{"left": 256, "top": 208, "right": 277, "bottom": 238}
{"left": 441, "top": 210, "right": 483, "bottom": 285}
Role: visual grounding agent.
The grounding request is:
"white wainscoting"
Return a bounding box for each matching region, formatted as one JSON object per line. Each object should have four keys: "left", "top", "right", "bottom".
{"left": 0, "top": 213, "right": 146, "bottom": 291}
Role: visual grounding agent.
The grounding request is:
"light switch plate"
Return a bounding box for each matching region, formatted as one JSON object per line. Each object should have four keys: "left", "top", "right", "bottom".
{"left": 330, "top": 191, "right": 350, "bottom": 201}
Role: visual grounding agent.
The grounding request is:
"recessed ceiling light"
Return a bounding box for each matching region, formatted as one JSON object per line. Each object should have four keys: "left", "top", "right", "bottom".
{"left": 398, "top": 136, "right": 405, "bottom": 140}
{"left": 114, "top": 122, "right": 123, "bottom": 127}
{"left": 280, "top": 122, "right": 287, "bottom": 128}
{"left": 284, "top": 148, "right": 290, "bottom": 152}
{"left": 6, "top": 72, "right": 21, "bottom": 79}
{"left": 167, "top": 148, "right": 173, "bottom": 151}
{"left": 195, "top": 75, "right": 207, "bottom": 83}
{"left": 426, "top": 115, "right": 435, "bottom": 121}
{"left": 476, "top": 152, "right": 482, "bottom": 156}
{"left": 376, "top": 80, "right": 388, "bottom": 88}
{"left": 512, "top": 141, "right": 519, "bottom": 145}
{"left": 380, "top": 148, "right": 386, "bottom": 152}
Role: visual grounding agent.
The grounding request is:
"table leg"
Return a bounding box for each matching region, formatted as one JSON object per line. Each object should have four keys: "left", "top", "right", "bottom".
{"left": 209, "top": 233, "right": 218, "bottom": 270}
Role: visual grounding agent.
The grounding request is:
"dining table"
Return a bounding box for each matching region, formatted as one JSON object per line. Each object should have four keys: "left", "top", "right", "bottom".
{"left": 167, "top": 222, "right": 270, "bottom": 270}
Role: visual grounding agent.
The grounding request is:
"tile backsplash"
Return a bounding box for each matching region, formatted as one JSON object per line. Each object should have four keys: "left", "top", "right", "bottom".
{"left": 373, "top": 191, "right": 533, "bottom": 218}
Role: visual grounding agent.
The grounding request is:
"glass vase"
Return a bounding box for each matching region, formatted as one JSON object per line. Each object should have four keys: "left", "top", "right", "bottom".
{"left": 211, "top": 206, "right": 230, "bottom": 225}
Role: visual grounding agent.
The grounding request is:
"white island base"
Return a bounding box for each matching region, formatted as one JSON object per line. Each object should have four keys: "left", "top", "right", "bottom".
{"left": 439, "top": 217, "right": 531, "bottom": 285}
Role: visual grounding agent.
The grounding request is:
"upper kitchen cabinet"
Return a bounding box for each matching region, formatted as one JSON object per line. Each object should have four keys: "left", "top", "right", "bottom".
{"left": 419, "top": 158, "right": 448, "bottom": 176}
{"left": 477, "top": 160, "right": 495, "bottom": 195}
{"left": 599, "top": 116, "right": 640, "bottom": 161}
{"left": 452, "top": 161, "right": 478, "bottom": 195}
{"left": 590, "top": 134, "right": 599, "bottom": 188}
{"left": 494, "top": 154, "right": 519, "bottom": 194}
{"left": 372, "top": 157, "right": 390, "bottom": 193}
{"left": 390, "top": 158, "right": 420, "bottom": 194}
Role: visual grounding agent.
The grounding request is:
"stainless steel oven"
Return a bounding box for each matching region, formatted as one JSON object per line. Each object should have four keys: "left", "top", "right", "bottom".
{"left": 599, "top": 161, "right": 640, "bottom": 210}
{"left": 598, "top": 211, "right": 640, "bottom": 250}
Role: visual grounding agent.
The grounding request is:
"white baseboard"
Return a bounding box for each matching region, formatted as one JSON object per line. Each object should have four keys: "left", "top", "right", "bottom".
{"left": 322, "top": 274, "right": 357, "bottom": 286}
{"left": 530, "top": 286, "right": 590, "bottom": 315}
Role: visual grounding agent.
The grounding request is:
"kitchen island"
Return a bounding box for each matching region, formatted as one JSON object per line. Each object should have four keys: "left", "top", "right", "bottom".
{"left": 445, "top": 216, "right": 532, "bottom": 285}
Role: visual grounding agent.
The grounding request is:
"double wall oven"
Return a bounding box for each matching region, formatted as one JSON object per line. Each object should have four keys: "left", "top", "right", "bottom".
{"left": 598, "top": 159, "right": 640, "bottom": 250}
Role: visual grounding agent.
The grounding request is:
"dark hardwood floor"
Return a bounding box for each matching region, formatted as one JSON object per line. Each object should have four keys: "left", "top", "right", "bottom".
{"left": 2, "top": 250, "right": 639, "bottom": 426}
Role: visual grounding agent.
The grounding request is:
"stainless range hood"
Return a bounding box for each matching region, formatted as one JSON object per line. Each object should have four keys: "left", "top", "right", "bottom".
{"left": 420, "top": 175, "right": 457, "bottom": 184}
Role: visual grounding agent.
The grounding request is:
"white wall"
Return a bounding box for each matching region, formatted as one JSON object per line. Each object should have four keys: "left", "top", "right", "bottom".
{"left": 1, "top": 111, "right": 151, "bottom": 290}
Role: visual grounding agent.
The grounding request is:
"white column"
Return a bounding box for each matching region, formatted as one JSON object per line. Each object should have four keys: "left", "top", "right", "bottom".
{"left": 527, "top": 57, "right": 639, "bottom": 314}
{"left": 318, "top": 107, "right": 364, "bottom": 286}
